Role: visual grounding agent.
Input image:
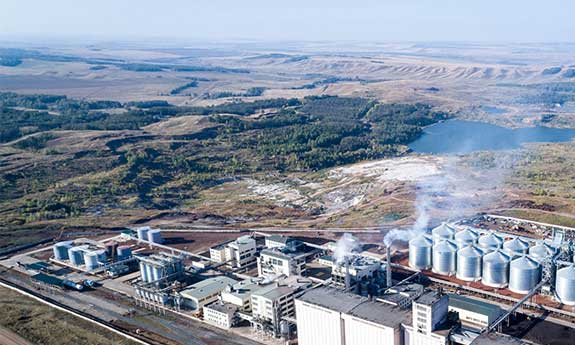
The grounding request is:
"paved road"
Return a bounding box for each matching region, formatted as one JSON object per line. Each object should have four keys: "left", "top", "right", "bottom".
{"left": 0, "top": 326, "right": 32, "bottom": 345}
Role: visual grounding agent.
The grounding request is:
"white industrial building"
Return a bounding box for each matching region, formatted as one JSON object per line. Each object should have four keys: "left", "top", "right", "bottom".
{"left": 203, "top": 301, "right": 239, "bottom": 329}
{"left": 179, "top": 276, "right": 238, "bottom": 311}
{"left": 208, "top": 235, "right": 257, "bottom": 268}
{"left": 257, "top": 248, "right": 308, "bottom": 277}
{"left": 403, "top": 291, "right": 451, "bottom": 345}
{"left": 295, "top": 286, "right": 410, "bottom": 345}
{"left": 331, "top": 255, "right": 382, "bottom": 292}
{"left": 448, "top": 294, "right": 502, "bottom": 330}
{"left": 251, "top": 284, "right": 296, "bottom": 334}
{"left": 221, "top": 279, "right": 269, "bottom": 312}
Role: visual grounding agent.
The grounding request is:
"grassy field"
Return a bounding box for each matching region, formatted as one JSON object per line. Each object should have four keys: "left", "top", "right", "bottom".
{"left": 0, "top": 287, "right": 138, "bottom": 345}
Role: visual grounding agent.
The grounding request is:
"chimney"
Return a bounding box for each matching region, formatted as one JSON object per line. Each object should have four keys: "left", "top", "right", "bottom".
{"left": 386, "top": 246, "right": 392, "bottom": 288}
{"left": 345, "top": 258, "right": 351, "bottom": 291}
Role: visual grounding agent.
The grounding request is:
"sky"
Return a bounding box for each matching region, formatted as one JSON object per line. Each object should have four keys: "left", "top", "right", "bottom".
{"left": 1, "top": 0, "right": 574, "bottom": 43}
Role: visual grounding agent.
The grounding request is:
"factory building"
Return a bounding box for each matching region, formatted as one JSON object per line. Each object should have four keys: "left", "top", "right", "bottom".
{"left": 203, "top": 301, "right": 239, "bottom": 329}
{"left": 379, "top": 283, "right": 425, "bottom": 309}
{"left": 403, "top": 291, "right": 451, "bottom": 345}
{"left": 331, "top": 255, "right": 382, "bottom": 294}
{"left": 448, "top": 294, "right": 502, "bottom": 330}
{"left": 179, "top": 276, "right": 238, "bottom": 311}
{"left": 295, "top": 286, "right": 411, "bottom": 345}
{"left": 221, "top": 279, "right": 268, "bottom": 311}
{"left": 257, "top": 247, "right": 308, "bottom": 278}
{"left": 264, "top": 235, "right": 304, "bottom": 250}
{"left": 251, "top": 284, "right": 296, "bottom": 336}
{"left": 209, "top": 235, "right": 257, "bottom": 268}
{"left": 136, "top": 252, "right": 184, "bottom": 284}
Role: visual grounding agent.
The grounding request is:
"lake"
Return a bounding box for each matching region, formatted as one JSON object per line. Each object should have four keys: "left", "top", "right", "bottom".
{"left": 408, "top": 120, "right": 575, "bottom": 154}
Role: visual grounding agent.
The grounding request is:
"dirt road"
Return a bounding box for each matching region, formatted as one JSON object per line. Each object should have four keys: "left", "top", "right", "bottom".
{"left": 0, "top": 326, "right": 32, "bottom": 345}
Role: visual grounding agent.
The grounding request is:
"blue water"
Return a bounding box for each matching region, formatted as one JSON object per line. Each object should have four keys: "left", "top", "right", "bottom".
{"left": 409, "top": 120, "right": 575, "bottom": 154}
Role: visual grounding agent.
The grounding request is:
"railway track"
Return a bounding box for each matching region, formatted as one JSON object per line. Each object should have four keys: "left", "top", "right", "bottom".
{"left": 0, "top": 276, "right": 158, "bottom": 345}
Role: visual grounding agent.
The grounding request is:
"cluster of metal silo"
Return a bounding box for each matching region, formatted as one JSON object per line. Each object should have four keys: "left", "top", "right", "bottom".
{"left": 53, "top": 241, "right": 73, "bottom": 260}
{"left": 456, "top": 245, "right": 484, "bottom": 281}
{"left": 432, "top": 223, "right": 456, "bottom": 243}
{"left": 508, "top": 256, "right": 541, "bottom": 294}
{"left": 503, "top": 238, "right": 529, "bottom": 258}
{"left": 454, "top": 228, "right": 479, "bottom": 248}
{"left": 137, "top": 252, "right": 184, "bottom": 284}
{"left": 555, "top": 264, "right": 575, "bottom": 305}
{"left": 477, "top": 232, "right": 503, "bottom": 253}
{"left": 409, "top": 234, "right": 433, "bottom": 270}
{"left": 529, "top": 242, "right": 557, "bottom": 262}
{"left": 432, "top": 240, "right": 458, "bottom": 275}
{"left": 482, "top": 250, "right": 511, "bottom": 288}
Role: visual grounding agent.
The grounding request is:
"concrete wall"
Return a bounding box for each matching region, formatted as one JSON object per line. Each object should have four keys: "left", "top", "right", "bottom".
{"left": 341, "top": 313, "right": 398, "bottom": 345}
{"left": 295, "top": 300, "right": 343, "bottom": 345}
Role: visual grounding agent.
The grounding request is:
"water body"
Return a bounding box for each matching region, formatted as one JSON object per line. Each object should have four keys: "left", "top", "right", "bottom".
{"left": 409, "top": 120, "right": 575, "bottom": 154}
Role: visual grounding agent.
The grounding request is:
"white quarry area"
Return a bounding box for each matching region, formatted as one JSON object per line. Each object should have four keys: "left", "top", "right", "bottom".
{"left": 329, "top": 156, "right": 445, "bottom": 182}
{"left": 244, "top": 178, "right": 310, "bottom": 207}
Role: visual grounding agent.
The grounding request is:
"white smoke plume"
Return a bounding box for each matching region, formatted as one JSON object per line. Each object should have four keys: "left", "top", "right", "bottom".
{"left": 333, "top": 233, "right": 361, "bottom": 264}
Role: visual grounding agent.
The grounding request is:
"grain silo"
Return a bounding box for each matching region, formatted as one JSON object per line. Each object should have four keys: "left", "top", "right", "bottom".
{"left": 529, "top": 242, "right": 557, "bottom": 262}
{"left": 53, "top": 241, "right": 73, "bottom": 260}
{"left": 409, "top": 234, "right": 433, "bottom": 270}
{"left": 555, "top": 264, "right": 575, "bottom": 306}
{"left": 84, "top": 251, "right": 100, "bottom": 271}
{"left": 432, "top": 240, "right": 458, "bottom": 275}
{"left": 456, "top": 245, "right": 483, "bottom": 281}
{"left": 432, "top": 223, "right": 456, "bottom": 243}
{"left": 509, "top": 256, "right": 541, "bottom": 294}
{"left": 454, "top": 227, "right": 479, "bottom": 248}
{"left": 477, "top": 232, "right": 503, "bottom": 253}
{"left": 482, "top": 250, "right": 511, "bottom": 288}
{"left": 502, "top": 238, "right": 530, "bottom": 257}
{"left": 139, "top": 261, "right": 149, "bottom": 282}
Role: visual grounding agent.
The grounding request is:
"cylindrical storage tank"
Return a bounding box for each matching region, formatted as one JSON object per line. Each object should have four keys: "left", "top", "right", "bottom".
{"left": 137, "top": 226, "right": 150, "bottom": 241}
{"left": 529, "top": 242, "right": 557, "bottom": 262}
{"left": 93, "top": 249, "right": 107, "bottom": 264}
{"left": 503, "top": 238, "right": 530, "bottom": 257}
{"left": 432, "top": 240, "right": 458, "bottom": 275}
{"left": 409, "top": 235, "right": 433, "bottom": 270}
{"left": 68, "top": 246, "right": 87, "bottom": 266}
{"left": 53, "top": 241, "right": 73, "bottom": 260}
{"left": 509, "top": 256, "right": 541, "bottom": 294}
{"left": 556, "top": 265, "right": 575, "bottom": 305}
{"left": 482, "top": 250, "right": 511, "bottom": 288}
{"left": 84, "top": 251, "right": 99, "bottom": 270}
{"left": 105, "top": 241, "right": 118, "bottom": 258}
{"left": 117, "top": 245, "right": 132, "bottom": 260}
{"left": 454, "top": 228, "right": 479, "bottom": 248}
{"left": 456, "top": 245, "right": 483, "bottom": 281}
{"left": 139, "top": 262, "right": 149, "bottom": 282}
{"left": 152, "top": 266, "right": 162, "bottom": 281}
{"left": 432, "top": 223, "right": 456, "bottom": 243}
{"left": 145, "top": 264, "right": 154, "bottom": 282}
{"left": 147, "top": 229, "right": 163, "bottom": 244}
{"left": 478, "top": 233, "right": 503, "bottom": 253}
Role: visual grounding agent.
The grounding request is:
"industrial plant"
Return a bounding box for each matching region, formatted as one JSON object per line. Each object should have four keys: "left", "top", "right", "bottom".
{"left": 1, "top": 214, "right": 575, "bottom": 345}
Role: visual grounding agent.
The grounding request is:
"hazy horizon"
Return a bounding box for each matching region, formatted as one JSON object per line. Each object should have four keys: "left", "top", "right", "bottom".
{"left": 2, "top": 0, "right": 575, "bottom": 43}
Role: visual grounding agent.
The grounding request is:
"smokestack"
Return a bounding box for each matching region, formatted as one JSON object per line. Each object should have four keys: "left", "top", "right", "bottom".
{"left": 345, "top": 258, "right": 351, "bottom": 291}
{"left": 386, "top": 246, "right": 392, "bottom": 288}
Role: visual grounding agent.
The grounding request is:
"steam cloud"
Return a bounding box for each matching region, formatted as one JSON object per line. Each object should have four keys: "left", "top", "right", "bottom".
{"left": 333, "top": 233, "right": 361, "bottom": 264}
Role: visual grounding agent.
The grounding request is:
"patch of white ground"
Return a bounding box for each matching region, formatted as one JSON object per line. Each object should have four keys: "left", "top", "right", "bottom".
{"left": 243, "top": 178, "right": 310, "bottom": 208}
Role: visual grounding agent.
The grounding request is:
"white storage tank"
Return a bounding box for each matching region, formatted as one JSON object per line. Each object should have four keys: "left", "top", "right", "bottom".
{"left": 145, "top": 264, "right": 154, "bottom": 283}
{"left": 478, "top": 232, "right": 503, "bottom": 253}
{"left": 556, "top": 264, "right": 575, "bottom": 306}
{"left": 68, "top": 246, "right": 87, "bottom": 266}
{"left": 152, "top": 266, "right": 163, "bottom": 281}
{"left": 84, "top": 251, "right": 100, "bottom": 270}
{"left": 148, "top": 229, "right": 163, "bottom": 244}
{"left": 509, "top": 256, "right": 541, "bottom": 294}
{"left": 117, "top": 245, "right": 132, "bottom": 260}
{"left": 409, "top": 234, "right": 433, "bottom": 270}
{"left": 432, "top": 223, "right": 456, "bottom": 243}
{"left": 53, "top": 241, "right": 73, "bottom": 260}
{"left": 137, "top": 226, "right": 150, "bottom": 241}
{"left": 432, "top": 240, "right": 458, "bottom": 275}
{"left": 456, "top": 245, "right": 483, "bottom": 281}
{"left": 139, "top": 261, "right": 149, "bottom": 282}
{"left": 482, "top": 250, "right": 511, "bottom": 288}
{"left": 503, "top": 238, "right": 530, "bottom": 257}
{"left": 454, "top": 227, "right": 479, "bottom": 248}
{"left": 529, "top": 242, "right": 557, "bottom": 262}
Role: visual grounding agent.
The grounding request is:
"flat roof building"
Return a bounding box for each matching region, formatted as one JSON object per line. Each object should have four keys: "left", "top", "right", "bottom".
{"left": 179, "top": 276, "right": 238, "bottom": 311}
{"left": 203, "top": 301, "right": 239, "bottom": 329}
{"left": 448, "top": 294, "right": 502, "bottom": 330}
